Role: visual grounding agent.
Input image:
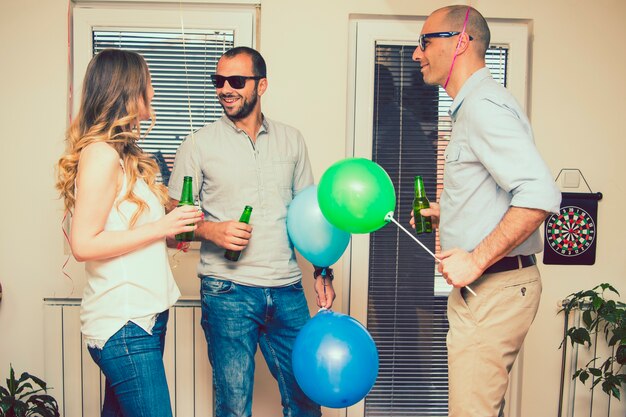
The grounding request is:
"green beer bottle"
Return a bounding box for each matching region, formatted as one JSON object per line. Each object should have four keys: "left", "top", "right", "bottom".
{"left": 224, "top": 205, "right": 253, "bottom": 262}
{"left": 175, "top": 176, "right": 195, "bottom": 242}
{"left": 413, "top": 175, "right": 432, "bottom": 234}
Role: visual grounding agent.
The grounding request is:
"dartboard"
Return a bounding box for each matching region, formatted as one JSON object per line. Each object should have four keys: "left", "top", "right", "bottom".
{"left": 545, "top": 206, "right": 596, "bottom": 256}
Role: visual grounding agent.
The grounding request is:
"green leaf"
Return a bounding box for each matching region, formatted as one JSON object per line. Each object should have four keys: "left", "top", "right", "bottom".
{"left": 15, "top": 382, "right": 33, "bottom": 396}
{"left": 589, "top": 367, "right": 602, "bottom": 377}
{"left": 590, "top": 378, "right": 603, "bottom": 391}
{"left": 601, "top": 379, "right": 621, "bottom": 400}
{"left": 605, "top": 300, "right": 617, "bottom": 315}
{"left": 609, "top": 332, "right": 622, "bottom": 347}
{"left": 614, "top": 327, "right": 626, "bottom": 337}
{"left": 0, "top": 366, "right": 59, "bottom": 416}
{"left": 576, "top": 287, "right": 598, "bottom": 301}
{"left": 592, "top": 297, "right": 604, "bottom": 311}
{"left": 25, "top": 375, "right": 46, "bottom": 391}
{"left": 571, "top": 328, "right": 591, "bottom": 346}
{"left": 612, "top": 386, "right": 621, "bottom": 401}
{"left": 617, "top": 345, "right": 626, "bottom": 365}
{"left": 27, "top": 395, "right": 60, "bottom": 417}
{"left": 578, "top": 370, "right": 589, "bottom": 384}
{"left": 12, "top": 402, "right": 28, "bottom": 415}
{"left": 601, "top": 358, "right": 613, "bottom": 372}
{"left": 18, "top": 388, "right": 46, "bottom": 401}
{"left": 605, "top": 283, "right": 620, "bottom": 297}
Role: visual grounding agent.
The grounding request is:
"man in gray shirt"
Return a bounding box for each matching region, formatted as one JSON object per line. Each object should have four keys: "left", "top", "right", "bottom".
{"left": 168, "top": 47, "right": 334, "bottom": 417}
{"left": 410, "top": 6, "right": 561, "bottom": 416}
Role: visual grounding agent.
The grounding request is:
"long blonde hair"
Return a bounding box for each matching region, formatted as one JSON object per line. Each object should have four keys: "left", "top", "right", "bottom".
{"left": 56, "top": 49, "right": 168, "bottom": 227}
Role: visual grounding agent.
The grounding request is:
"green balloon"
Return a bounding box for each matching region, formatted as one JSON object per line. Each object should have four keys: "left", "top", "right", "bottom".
{"left": 318, "top": 158, "right": 396, "bottom": 234}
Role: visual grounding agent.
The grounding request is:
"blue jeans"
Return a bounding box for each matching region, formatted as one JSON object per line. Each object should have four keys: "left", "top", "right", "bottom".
{"left": 88, "top": 311, "right": 173, "bottom": 417}
{"left": 200, "top": 276, "right": 321, "bottom": 417}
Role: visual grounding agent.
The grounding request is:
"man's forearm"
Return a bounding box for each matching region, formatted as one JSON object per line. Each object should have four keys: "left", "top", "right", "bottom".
{"left": 470, "top": 207, "right": 549, "bottom": 272}
{"left": 166, "top": 198, "right": 179, "bottom": 213}
{"left": 168, "top": 197, "right": 215, "bottom": 243}
{"left": 194, "top": 220, "right": 216, "bottom": 243}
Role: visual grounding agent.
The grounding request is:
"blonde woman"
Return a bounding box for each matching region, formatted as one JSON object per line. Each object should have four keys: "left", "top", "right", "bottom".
{"left": 56, "top": 48, "right": 202, "bottom": 417}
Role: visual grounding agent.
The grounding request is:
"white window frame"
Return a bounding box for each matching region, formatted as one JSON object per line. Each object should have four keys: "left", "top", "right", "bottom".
{"left": 71, "top": 3, "right": 255, "bottom": 252}
{"left": 345, "top": 16, "right": 530, "bottom": 417}
{"left": 72, "top": 3, "right": 256, "bottom": 116}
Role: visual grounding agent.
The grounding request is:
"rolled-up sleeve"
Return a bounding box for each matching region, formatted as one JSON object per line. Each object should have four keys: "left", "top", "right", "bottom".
{"left": 469, "top": 97, "right": 561, "bottom": 214}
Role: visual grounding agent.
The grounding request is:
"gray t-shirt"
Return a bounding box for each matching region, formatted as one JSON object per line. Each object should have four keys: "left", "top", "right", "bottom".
{"left": 168, "top": 115, "right": 314, "bottom": 287}
{"left": 440, "top": 67, "right": 561, "bottom": 254}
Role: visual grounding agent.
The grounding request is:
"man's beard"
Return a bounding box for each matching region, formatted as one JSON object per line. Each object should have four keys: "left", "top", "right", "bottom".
{"left": 220, "top": 88, "right": 258, "bottom": 121}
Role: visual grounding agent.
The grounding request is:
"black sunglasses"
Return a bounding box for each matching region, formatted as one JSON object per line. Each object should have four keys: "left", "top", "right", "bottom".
{"left": 418, "top": 31, "right": 474, "bottom": 51}
{"left": 210, "top": 74, "right": 264, "bottom": 89}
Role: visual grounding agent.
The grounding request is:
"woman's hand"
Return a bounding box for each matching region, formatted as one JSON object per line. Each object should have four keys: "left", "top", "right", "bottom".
{"left": 159, "top": 205, "right": 204, "bottom": 239}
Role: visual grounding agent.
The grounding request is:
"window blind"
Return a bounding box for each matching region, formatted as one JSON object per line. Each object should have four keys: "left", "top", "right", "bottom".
{"left": 366, "top": 43, "right": 509, "bottom": 416}
{"left": 93, "top": 30, "right": 234, "bottom": 183}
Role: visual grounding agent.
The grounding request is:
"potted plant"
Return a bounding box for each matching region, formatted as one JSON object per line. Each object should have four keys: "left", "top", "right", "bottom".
{"left": 0, "top": 365, "right": 59, "bottom": 417}
{"left": 560, "top": 283, "right": 626, "bottom": 400}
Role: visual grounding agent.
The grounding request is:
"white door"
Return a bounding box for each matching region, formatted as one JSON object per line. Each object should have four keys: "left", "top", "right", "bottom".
{"left": 346, "top": 16, "right": 529, "bottom": 417}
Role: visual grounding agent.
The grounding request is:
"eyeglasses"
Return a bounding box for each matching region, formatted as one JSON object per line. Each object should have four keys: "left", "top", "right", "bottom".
{"left": 418, "top": 31, "right": 474, "bottom": 51}
{"left": 210, "top": 74, "right": 264, "bottom": 89}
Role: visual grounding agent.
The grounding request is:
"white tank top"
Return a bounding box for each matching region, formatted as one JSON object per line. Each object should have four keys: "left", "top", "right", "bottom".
{"left": 81, "top": 165, "right": 180, "bottom": 348}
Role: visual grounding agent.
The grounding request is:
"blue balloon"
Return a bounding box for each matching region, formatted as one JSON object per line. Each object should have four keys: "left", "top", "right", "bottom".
{"left": 292, "top": 310, "right": 379, "bottom": 408}
{"left": 287, "top": 185, "right": 351, "bottom": 267}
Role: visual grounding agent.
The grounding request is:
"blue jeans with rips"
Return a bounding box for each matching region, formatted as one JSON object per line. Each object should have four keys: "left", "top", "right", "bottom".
{"left": 200, "top": 276, "right": 322, "bottom": 417}
{"left": 87, "top": 310, "right": 173, "bottom": 417}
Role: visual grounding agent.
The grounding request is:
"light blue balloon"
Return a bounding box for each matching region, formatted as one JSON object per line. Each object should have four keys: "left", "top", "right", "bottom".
{"left": 287, "top": 185, "right": 351, "bottom": 267}
{"left": 292, "top": 310, "right": 379, "bottom": 408}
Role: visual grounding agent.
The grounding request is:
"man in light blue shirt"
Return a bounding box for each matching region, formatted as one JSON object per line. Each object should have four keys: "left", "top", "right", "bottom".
{"left": 411, "top": 6, "right": 561, "bottom": 416}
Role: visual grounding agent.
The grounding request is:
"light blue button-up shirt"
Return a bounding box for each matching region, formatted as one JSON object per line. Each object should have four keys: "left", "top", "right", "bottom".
{"left": 439, "top": 67, "right": 561, "bottom": 255}
{"left": 168, "top": 115, "right": 314, "bottom": 287}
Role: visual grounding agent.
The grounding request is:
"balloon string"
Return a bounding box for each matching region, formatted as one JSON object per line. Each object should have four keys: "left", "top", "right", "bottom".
{"left": 61, "top": 210, "right": 75, "bottom": 296}
{"left": 320, "top": 268, "right": 328, "bottom": 297}
{"left": 443, "top": 5, "right": 471, "bottom": 90}
{"left": 67, "top": 0, "right": 73, "bottom": 125}
{"left": 178, "top": 1, "right": 200, "bottom": 206}
{"left": 385, "top": 214, "right": 477, "bottom": 297}
{"left": 170, "top": 242, "right": 190, "bottom": 270}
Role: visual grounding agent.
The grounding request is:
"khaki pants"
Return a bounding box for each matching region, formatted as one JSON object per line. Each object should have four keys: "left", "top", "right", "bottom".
{"left": 447, "top": 265, "right": 541, "bottom": 417}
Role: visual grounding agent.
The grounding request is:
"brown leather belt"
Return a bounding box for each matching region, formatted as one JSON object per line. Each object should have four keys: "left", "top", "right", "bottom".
{"left": 484, "top": 254, "right": 536, "bottom": 274}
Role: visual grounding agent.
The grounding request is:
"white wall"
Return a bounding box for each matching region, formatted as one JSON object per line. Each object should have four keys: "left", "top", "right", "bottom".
{"left": 0, "top": 0, "right": 69, "bottom": 379}
{"left": 1, "top": 0, "right": 625, "bottom": 416}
